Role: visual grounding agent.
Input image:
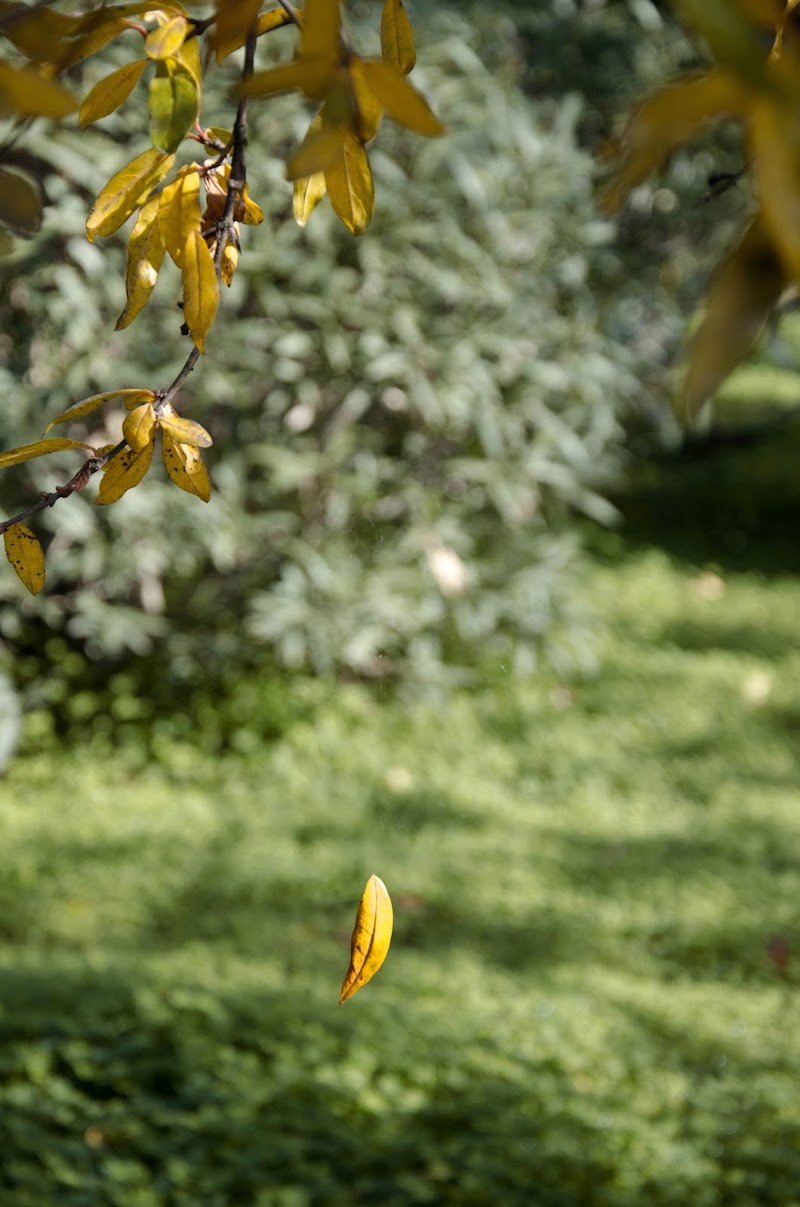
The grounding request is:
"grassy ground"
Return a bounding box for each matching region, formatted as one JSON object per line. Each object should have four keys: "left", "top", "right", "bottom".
{"left": 2, "top": 532, "right": 800, "bottom": 1203}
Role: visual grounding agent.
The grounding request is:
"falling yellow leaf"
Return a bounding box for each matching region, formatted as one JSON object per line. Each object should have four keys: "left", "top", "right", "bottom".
{"left": 325, "top": 133, "right": 375, "bottom": 235}
{"left": 44, "top": 389, "right": 156, "bottom": 433}
{"left": 79, "top": 58, "right": 149, "bottom": 127}
{"left": 350, "top": 58, "right": 444, "bottom": 137}
{"left": 0, "top": 438, "right": 94, "bottom": 469}
{"left": 182, "top": 229, "right": 219, "bottom": 353}
{"left": 339, "top": 874, "right": 394, "bottom": 1004}
{"left": 3, "top": 523, "right": 45, "bottom": 595}
{"left": 161, "top": 431, "right": 211, "bottom": 501}
{"left": 96, "top": 440, "right": 155, "bottom": 505}
{"left": 86, "top": 147, "right": 175, "bottom": 242}
{"left": 116, "top": 195, "right": 167, "bottom": 329}
{"left": 122, "top": 402, "right": 157, "bottom": 451}
{"left": 0, "top": 168, "right": 42, "bottom": 235}
{"left": 293, "top": 171, "right": 327, "bottom": 227}
{"left": 381, "top": 0, "right": 416, "bottom": 75}
{"left": 678, "top": 215, "right": 786, "bottom": 420}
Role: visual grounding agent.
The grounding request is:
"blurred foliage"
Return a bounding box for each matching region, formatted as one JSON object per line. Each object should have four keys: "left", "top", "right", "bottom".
{"left": 2, "top": 545, "right": 800, "bottom": 1203}
{"left": 0, "top": 3, "right": 652, "bottom": 732}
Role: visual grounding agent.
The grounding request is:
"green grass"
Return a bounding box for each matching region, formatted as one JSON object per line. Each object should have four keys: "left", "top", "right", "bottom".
{"left": 2, "top": 547, "right": 800, "bottom": 1205}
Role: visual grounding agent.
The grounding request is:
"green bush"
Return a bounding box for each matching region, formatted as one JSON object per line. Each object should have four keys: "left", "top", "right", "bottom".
{"left": 2, "top": 6, "right": 645, "bottom": 729}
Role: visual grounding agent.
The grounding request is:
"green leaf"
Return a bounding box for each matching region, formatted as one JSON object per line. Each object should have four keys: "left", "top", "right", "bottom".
{"left": 86, "top": 147, "right": 175, "bottom": 242}
{"left": 3, "top": 523, "right": 45, "bottom": 595}
{"left": 80, "top": 58, "right": 149, "bottom": 127}
{"left": 148, "top": 61, "right": 199, "bottom": 153}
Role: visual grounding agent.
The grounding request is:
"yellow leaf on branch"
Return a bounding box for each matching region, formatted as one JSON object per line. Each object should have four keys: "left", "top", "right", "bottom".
{"left": 339, "top": 875, "right": 394, "bottom": 1003}
{"left": 210, "top": 0, "right": 260, "bottom": 61}
{"left": 116, "top": 195, "right": 167, "bottom": 329}
{"left": 325, "top": 132, "right": 374, "bottom": 235}
{"left": 349, "top": 58, "right": 444, "bottom": 137}
{"left": 148, "top": 61, "right": 199, "bottom": 153}
{"left": 3, "top": 523, "right": 45, "bottom": 596}
{"left": 750, "top": 98, "right": 800, "bottom": 280}
{"left": 96, "top": 440, "right": 155, "bottom": 505}
{"left": 86, "top": 147, "right": 175, "bottom": 242}
{"left": 216, "top": 5, "right": 296, "bottom": 63}
{"left": 287, "top": 120, "right": 347, "bottom": 180}
{"left": 144, "top": 14, "right": 189, "bottom": 61}
{"left": 122, "top": 402, "right": 157, "bottom": 452}
{"left": 0, "top": 62, "right": 76, "bottom": 118}
{"left": 293, "top": 171, "right": 327, "bottom": 227}
{"left": 44, "top": 389, "right": 157, "bottom": 433}
{"left": 79, "top": 58, "right": 149, "bottom": 127}
{"left": 0, "top": 438, "right": 94, "bottom": 469}
{"left": 159, "top": 412, "right": 213, "bottom": 448}
{"left": 381, "top": 0, "right": 416, "bottom": 76}
{"left": 182, "top": 229, "right": 219, "bottom": 353}
{"left": 162, "top": 431, "right": 211, "bottom": 501}
{"left": 159, "top": 167, "right": 202, "bottom": 266}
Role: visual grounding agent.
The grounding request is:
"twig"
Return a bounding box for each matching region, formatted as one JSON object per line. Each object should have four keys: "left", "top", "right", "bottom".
{"left": 280, "top": 2, "right": 303, "bottom": 32}
{"left": 0, "top": 441, "right": 124, "bottom": 537}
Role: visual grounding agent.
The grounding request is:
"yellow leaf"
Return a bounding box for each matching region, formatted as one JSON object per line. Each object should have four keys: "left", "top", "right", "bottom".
{"left": 598, "top": 70, "right": 750, "bottom": 214}
{"left": 148, "top": 61, "right": 199, "bottom": 153}
{"left": 293, "top": 171, "right": 327, "bottom": 226}
{"left": 0, "top": 438, "right": 94, "bottom": 469}
{"left": 349, "top": 58, "right": 443, "bottom": 138}
{"left": 671, "top": 0, "right": 770, "bottom": 88}
{"left": 216, "top": 5, "right": 295, "bottom": 63}
{"left": 339, "top": 874, "right": 393, "bottom": 1004}
{"left": 182, "top": 229, "right": 219, "bottom": 353}
{"left": 86, "top": 147, "right": 175, "bottom": 243}
{"left": 158, "top": 412, "right": 212, "bottom": 448}
{"left": 3, "top": 524, "right": 45, "bottom": 596}
{"left": 324, "top": 132, "right": 374, "bottom": 235}
{"left": 80, "top": 58, "right": 149, "bottom": 127}
{"left": 210, "top": 0, "right": 261, "bottom": 60}
{"left": 301, "top": 0, "right": 340, "bottom": 64}
{"left": 96, "top": 440, "right": 155, "bottom": 504}
{"left": 158, "top": 167, "right": 201, "bottom": 266}
{"left": 122, "top": 402, "right": 157, "bottom": 451}
{"left": 0, "top": 169, "right": 42, "bottom": 235}
{"left": 679, "top": 216, "right": 785, "bottom": 420}
{"left": 0, "top": 63, "right": 76, "bottom": 118}
{"left": 161, "top": 431, "right": 211, "bottom": 501}
{"left": 44, "top": 389, "right": 157, "bottom": 433}
{"left": 116, "top": 195, "right": 167, "bottom": 329}
{"left": 0, "top": 1, "right": 78, "bottom": 62}
{"left": 350, "top": 64, "right": 383, "bottom": 143}
{"left": 380, "top": 0, "right": 415, "bottom": 75}
{"left": 750, "top": 100, "right": 800, "bottom": 280}
{"left": 239, "top": 56, "right": 335, "bottom": 102}
{"left": 221, "top": 236, "right": 239, "bottom": 286}
{"left": 144, "top": 14, "right": 189, "bottom": 60}
{"left": 287, "top": 121, "right": 347, "bottom": 180}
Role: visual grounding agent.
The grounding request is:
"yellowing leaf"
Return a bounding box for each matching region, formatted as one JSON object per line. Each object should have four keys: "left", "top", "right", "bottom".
{"left": 221, "top": 236, "right": 239, "bottom": 286}
{"left": 324, "top": 132, "right": 374, "bottom": 234}
{"left": 182, "top": 229, "right": 219, "bottom": 353}
{"left": 287, "top": 121, "right": 347, "bottom": 180}
{"left": 122, "top": 402, "right": 157, "bottom": 451}
{"left": 144, "top": 14, "right": 189, "bottom": 60}
{"left": 3, "top": 523, "right": 44, "bottom": 595}
{"left": 598, "top": 70, "right": 750, "bottom": 214}
{"left": 0, "top": 169, "right": 42, "bottom": 235}
{"left": 0, "top": 438, "right": 93, "bottom": 469}
{"left": 0, "top": 1, "right": 78, "bottom": 62}
{"left": 158, "top": 412, "right": 212, "bottom": 448}
{"left": 210, "top": 0, "right": 260, "bottom": 60}
{"left": 116, "top": 195, "right": 167, "bottom": 329}
{"left": 339, "top": 874, "right": 393, "bottom": 1004}
{"left": 671, "top": 0, "right": 770, "bottom": 87}
{"left": 161, "top": 431, "right": 211, "bottom": 501}
{"left": 86, "top": 147, "right": 175, "bottom": 242}
{"left": 0, "top": 63, "right": 76, "bottom": 118}
{"left": 293, "top": 171, "right": 327, "bottom": 226}
{"left": 679, "top": 216, "right": 785, "bottom": 420}
{"left": 79, "top": 58, "right": 149, "bottom": 127}
{"left": 239, "top": 57, "right": 335, "bottom": 102}
{"left": 381, "top": 0, "right": 415, "bottom": 75}
{"left": 350, "top": 65, "right": 383, "bottom": 143}
{"left": 750, "top": 100, "right": 800, "bottom": 280}
{"left": 159, "top": 167, "right": 202, "bottom": 266}
{"left": 350, "top": 58, "right": 443, "bottom": 138}
{"left": 44, "top": 389, "right": 157, "bottom": 433}
{"left": 96, "top": 440, "right": 155, "bottom": 504}
{"left": 301, "top": 0, "right": 340, "bottom": 64}
{"left": 216, "top": 5, "right": 295, "bottom": 62}
{"left": 148, "top": 61, "right": 199, "bottom": 153}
